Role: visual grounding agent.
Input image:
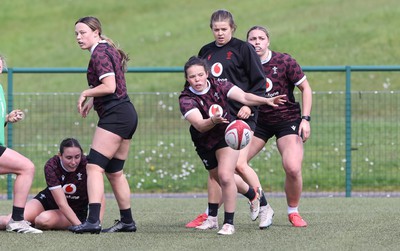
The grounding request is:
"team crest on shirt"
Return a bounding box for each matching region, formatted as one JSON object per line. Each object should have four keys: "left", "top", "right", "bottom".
{"left": 272, "top": 66, "right": 278, "bottom": 75}
{"left": 63, "top": 183, "right": 77, "bottom": 195}
{"left": 266, "top": 78, "right": 273, "bottom": 92}
{"left": 211, "top": 62, "right": 223, "bottom": 77}
{"left": 226, "top": 51, "right": 233, "bottom": 60}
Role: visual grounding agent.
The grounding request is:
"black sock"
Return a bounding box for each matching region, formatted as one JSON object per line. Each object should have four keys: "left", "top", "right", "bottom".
{"left": 223, "top": 212, "right": 234, "bottom": 225}
{"left": 120, "top": 208, "right": 134, "bottom": 224}
{"left": 87, "top": 203, "right": 101, "bottom": 223}
{"left": 208, "top": 203, "right": 219, "bottom": 217}
{"left": 11, "top": 206, "right": 24, "bottom": 221}
{"left": 260, "top": 191, "right": 268, "bottom": 207}
{"left": 243, "top": 187, "right": 256, "bottom": 201}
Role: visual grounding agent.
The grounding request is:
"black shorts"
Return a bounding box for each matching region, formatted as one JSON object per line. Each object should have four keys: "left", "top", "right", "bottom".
{"left": 34, "top": 189, "right": 87, "bottom": 222}
{"left": 0, "top": 146, "right": 6, "bottom": 156}
{"left": 254, "top": 118, "right": 301, "bottom": 142}
{"left": 98, "top": 101, "right": 138, "bottom": 139}
{"left": 232, "top": 112, "right": 257, "bottom": 131}
{"left": 243, "top": 115, "right": 257, "bottom": 131}
{"left": 196, "top": 139, "right": 228, "bottom": 170}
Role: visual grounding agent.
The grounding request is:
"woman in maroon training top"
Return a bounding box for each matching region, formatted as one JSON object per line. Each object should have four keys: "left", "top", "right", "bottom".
{"left": 179, "top": 56, "right": 285, "bottom": 235}
{"left": 244, "top": 25, "right": 312, "bottom": 227}
{"left": 187, "top": 9, "right": 274, "bottom": 230}
{"left": 70, "top": 16, "right": 138, "bottom": 234}
{"left": 0, "top": 138, "right": 104, "bottom": 230}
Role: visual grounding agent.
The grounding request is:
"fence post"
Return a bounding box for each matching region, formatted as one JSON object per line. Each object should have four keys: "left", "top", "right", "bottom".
{"left": 345, "top": 66, "right": 352, "bottom": 197}
{"left": 7, "top": 68, "right": 14, "bottom": 200}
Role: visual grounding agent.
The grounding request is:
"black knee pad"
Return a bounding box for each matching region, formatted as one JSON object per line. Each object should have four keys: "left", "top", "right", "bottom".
{"left": 105, "top": 158, "right": 125, "bottom": 173}
{"left": 87, "top": 149, "right": 110, "bottom": 169}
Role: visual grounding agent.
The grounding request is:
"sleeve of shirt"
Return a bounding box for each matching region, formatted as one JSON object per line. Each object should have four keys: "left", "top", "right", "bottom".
{"left": 179, "top": 94, "right": 199, "bottom": 118}
{"left": 44, "top": 157, "right": 61, "bottom": 189}
{"left": 227, "top": 85, "right": 240, "bottom": 99}
{"left": 92, "top": 49, "right": 115, "bottom": 80}
{"left": 242, "top": 42, "right": 266, "bottom": 97}
{"left": 285, "top": 53, "right": 306, "bottom": 86}
{"left": 198, "top": 46, "right": 205, "bottom": 57}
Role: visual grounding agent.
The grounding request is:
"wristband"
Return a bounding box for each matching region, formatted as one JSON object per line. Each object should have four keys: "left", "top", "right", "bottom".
{"left": 301, "top": 116, "right": 311, "bottom": 122}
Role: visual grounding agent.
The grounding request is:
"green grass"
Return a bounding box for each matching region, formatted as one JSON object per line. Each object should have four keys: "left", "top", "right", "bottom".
{"left": 0, "top": 197, "right": 399, "bottom": 251}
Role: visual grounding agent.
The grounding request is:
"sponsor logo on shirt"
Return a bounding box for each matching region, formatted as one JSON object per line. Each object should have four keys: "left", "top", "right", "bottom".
{"left": 63, "top": 183, "right": 77, "bottom": 195}
{"left": 266, "top": 78, "right": 273, "bottom": 92}
{"left": 211, "top": 62, "right": 223, "bottom": 77}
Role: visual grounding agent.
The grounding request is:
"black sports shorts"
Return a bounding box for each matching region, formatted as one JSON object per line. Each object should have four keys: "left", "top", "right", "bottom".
{"left": 254, "top": 118, "right": 301, "bottom": 142}
{"left": 196, "top": 139, "right": 228, "bottom": 170}
{"left": 243, "top": 115, "right": 257, "bottom": 131}
{"left": 34, "top": 189, "right": 87, "bottom": 222}
{"left": 98, "top": 101, "right": 138, "bottom": 139}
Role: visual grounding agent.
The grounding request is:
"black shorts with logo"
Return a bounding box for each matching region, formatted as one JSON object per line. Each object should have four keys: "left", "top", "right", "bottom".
{"left": 196, "top": 139, "right": 228, "bottom": 170}
{"left": 254, "top": 118, "right": 301, "bottom": 141}
{"left": 34, "top": 189, "right": 87, "bottom": 222}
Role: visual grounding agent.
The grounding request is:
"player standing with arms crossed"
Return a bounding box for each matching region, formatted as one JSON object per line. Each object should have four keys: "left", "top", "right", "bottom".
{"left": 70, "top": 17, "right": 138, "bottom": 234}
{"left": 0, "top": 54, "right": 42, "bottom": 233}
{"left": 180, "top": 56, "right": 285, "bottom": 234}
{"left": 186, "top": 9, "right": 275, "bottom": 229}
{"left": 244, "top": 25, "right": 312, "bottom": 227}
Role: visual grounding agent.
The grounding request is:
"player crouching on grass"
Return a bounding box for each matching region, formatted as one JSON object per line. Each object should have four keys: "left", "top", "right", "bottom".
{"left": 0, "top": 138, "right": 105, "bottom": 232}
{"left": 179, "top": 56, "right": 285, "bottom": 235}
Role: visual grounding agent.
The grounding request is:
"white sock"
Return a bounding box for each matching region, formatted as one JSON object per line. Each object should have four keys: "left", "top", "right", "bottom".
{"left": 287, "top": 206, "right": 298, "bottom": 215}
{"left": 205, "top": 207, "right": 209, "bottom": 215}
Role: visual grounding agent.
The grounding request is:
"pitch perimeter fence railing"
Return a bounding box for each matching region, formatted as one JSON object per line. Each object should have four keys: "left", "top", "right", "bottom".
{"left": 1, "top": 66, "right": 400, "bottom": 198}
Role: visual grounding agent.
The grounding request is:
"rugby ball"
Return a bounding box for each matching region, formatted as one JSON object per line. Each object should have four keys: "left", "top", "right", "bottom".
{"left": 224, "top": 120, "right": 252, "bottom": 150}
